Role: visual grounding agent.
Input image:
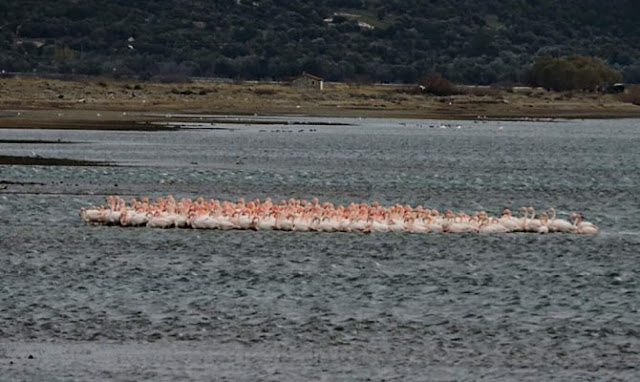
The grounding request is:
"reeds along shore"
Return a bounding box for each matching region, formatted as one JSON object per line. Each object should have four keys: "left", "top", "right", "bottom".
{"left": 80, "top": 195, "right": 600, "bottom": 234}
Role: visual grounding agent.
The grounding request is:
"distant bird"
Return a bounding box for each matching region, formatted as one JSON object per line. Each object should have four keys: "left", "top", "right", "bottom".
{"left": 128, "top": 44, "right": 134, "bottom": 50}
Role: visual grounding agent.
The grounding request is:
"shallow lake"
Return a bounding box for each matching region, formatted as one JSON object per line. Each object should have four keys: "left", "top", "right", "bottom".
{"left": 1, "top": 115, "right": 639, "bottom": 380}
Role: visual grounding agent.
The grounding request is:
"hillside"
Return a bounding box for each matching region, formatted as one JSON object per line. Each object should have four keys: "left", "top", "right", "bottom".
{"left": 1, "top": 0, "right": 639, "bottom": 84}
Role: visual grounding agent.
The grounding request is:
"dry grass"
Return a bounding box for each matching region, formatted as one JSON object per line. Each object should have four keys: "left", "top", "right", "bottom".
{"left": 0, "top": 76, "right": 639, "bottom": 120}
{"left": 619, "top": 85, "right": 640, "bottom": 106}
{"left": 462, "top": 87, "right": 501, "bottom": 97}
{"left": 253, "top": 88, "right": 278, "bottom": 96}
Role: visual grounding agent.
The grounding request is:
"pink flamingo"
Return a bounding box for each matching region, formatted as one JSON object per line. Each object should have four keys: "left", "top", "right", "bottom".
{"left": 571, "top": 213, "right": 600, "bottom": 234}
{"left": 546, "top": 208, "right": 576, "bottom": 233}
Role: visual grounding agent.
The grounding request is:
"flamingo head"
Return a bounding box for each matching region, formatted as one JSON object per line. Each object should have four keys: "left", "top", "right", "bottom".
{"left": 570, "top": 213, "right": 581, "bottom": 223}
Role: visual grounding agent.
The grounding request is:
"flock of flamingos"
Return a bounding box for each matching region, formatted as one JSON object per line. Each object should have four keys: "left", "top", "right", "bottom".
{"left": 80, "top": 195, "right": 599, "bottom": 234}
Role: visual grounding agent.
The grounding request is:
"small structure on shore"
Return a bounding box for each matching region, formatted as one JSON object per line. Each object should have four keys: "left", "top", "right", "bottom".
{"left": 291, "top": 72, "right": 323, "bottom": 91}
{"left": 599, "top": 83, "right": 626, "bottom": 94}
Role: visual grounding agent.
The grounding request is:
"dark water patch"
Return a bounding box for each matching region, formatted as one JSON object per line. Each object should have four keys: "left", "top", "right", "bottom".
{"left": 176, "top": 126, "right": 237, "bottom": 131}
{"left": 0, "top": 139, "right": 79, "bottom": 144}
{"left": 0, "top": 180, "right": 46, "bottom": 185}
{"left": 187, "top": 118, "right": 355, "bottom": 126}
{"left": 0, "top": 155, "right": 113, "bottom": 166}
{"left": 0, "top": 120, "right": 179, "bottom": 131}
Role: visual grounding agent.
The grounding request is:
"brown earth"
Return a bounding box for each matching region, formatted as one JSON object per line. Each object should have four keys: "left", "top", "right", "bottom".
{"left": 0, "top": 76, "right": 639, "bottom": 128}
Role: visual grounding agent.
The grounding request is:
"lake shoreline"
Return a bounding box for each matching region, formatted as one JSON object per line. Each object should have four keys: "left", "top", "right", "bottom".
{"left": 0, "top": 76, "right": 639, "bottom": 124}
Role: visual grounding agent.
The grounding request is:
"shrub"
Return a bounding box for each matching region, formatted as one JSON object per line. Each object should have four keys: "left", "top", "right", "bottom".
{"left": 254, "top": 88, "right": 277, "bottom": 95}
{"left": 151, "top": 73, "right": 192, "bottom": 83}
{"left": 619, "top": 85, "right": 640, "bottom": 106}
{"left": 527, "top": 55, "right": 621, "bottom": 91}
{"left": 463, "top": 86, "right": 501, "bottom": 97}
{"left": 418, "top": 72, "right": 461, "bottom": 96}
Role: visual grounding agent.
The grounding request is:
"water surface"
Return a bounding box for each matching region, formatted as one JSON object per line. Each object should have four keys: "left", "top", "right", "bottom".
{"left": 1, "top": 116, "right": 639, "bottom": 381}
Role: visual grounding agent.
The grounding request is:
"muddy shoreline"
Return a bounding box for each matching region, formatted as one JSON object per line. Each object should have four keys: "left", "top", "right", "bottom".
{"left": 0, "top": 155, "right": 112, "bottom": 166}
{"left": 1, "top": 76, "right": 639, "bottom": 121}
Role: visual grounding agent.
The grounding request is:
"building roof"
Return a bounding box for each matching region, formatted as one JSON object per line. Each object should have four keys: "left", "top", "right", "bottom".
{"left": 297, "top": 71, "right": 323, "bottom": 81}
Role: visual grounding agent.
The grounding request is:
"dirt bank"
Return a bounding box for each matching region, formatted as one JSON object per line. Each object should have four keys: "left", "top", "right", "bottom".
{"left": 1, "top": 76, "right": 639, "bottom": 121}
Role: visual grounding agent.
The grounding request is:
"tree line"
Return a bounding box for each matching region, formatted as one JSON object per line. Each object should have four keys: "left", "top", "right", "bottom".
{"left": 0, "top": 0, "right": 638, "bottom": 84}
{"left": 527, "top": 56, "right": 622, "bottom": 91}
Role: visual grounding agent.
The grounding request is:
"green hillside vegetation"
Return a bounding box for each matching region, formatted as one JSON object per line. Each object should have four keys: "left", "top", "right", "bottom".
{"left": 528, "top": 56, "right": 622, "bottom": 91}
{"left": 1, "top": 0, "right": 639, "bottom": 85}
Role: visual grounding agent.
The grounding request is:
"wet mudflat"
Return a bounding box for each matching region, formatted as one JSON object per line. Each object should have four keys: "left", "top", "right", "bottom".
{"left": 1, "top": 116, "right": 639, "bottom": 381}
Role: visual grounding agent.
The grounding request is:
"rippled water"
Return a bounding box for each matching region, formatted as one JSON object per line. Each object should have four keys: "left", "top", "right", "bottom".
{"left": 1, "top": 116, "right": 639, "bottom": 380}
